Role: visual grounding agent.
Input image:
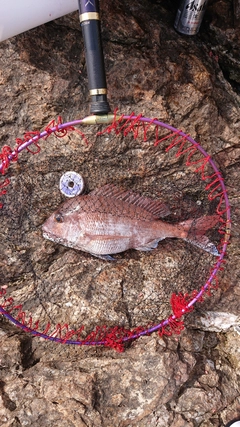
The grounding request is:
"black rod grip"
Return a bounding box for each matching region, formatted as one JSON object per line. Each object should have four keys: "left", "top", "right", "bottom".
{"left": 78, "top": 0, "right": 110, "bottom": 114}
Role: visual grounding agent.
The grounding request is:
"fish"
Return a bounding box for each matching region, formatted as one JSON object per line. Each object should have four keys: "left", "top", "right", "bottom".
{"left": 42, "top": 184, "right": 219, "bottom": 260}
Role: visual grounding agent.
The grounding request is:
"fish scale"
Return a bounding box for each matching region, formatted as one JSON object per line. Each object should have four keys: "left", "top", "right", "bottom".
{"left": 42, "top": 184, "right": 219, "bottom": 259}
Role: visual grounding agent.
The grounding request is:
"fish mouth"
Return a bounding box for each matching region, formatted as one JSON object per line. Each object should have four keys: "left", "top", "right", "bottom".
{"left": 42, "top": 230, "right": 78, "bottom": 250}
{"left": 42, "top": 230, "right": 65, "bottom": 245}
{"left": 42, "top": 221, "right": 61, "bottom": 243}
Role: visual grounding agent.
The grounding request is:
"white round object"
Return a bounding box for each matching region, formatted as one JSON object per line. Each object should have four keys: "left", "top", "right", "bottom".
{"left": 227, "top": 422, "right": 240, "bottom": 427}
{"left": 59, "top": 171, "right": 84, "bottom": 198}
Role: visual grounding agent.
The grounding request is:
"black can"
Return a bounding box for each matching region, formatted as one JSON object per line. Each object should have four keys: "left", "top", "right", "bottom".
{"left": 174, "top": 0, "right": 209, "bottom": 35}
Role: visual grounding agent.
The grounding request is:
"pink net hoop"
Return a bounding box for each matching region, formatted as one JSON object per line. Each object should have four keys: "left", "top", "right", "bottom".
{"left": 0, "top": 113, "right": 231, "bottom": 351}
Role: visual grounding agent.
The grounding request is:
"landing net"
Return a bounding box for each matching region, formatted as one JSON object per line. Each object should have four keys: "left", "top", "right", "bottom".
{"left": 0, "top": 113, "right": 231, "bottom": 351}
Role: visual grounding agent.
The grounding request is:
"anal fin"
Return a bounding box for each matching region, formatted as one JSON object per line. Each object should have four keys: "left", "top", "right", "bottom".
{"left": 90, "top": 253, "right": 116, "bottom": 261}
{"left": 135, "top": 238, "right": 163, "bottom": 252}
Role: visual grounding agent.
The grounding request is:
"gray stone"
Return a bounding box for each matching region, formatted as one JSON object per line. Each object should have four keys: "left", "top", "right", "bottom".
{"left": 0, "top": 0, "right": 240, "bottom": 426}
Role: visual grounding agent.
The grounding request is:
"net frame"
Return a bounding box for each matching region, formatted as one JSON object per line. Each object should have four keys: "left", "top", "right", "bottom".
{"left": 0, "top": 113, "right": 231, "bottom": 352}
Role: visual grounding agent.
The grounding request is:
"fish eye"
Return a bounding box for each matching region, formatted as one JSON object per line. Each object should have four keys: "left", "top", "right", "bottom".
{"left": 54, "top": 213, "right": 63, "bottom": 223}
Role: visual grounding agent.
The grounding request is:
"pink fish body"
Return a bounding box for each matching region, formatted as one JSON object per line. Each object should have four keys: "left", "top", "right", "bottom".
{"left": 42, "top": 184, "right": 219, "bottom": 259}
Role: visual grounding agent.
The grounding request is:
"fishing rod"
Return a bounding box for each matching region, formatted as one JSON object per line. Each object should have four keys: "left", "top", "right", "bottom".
{"left": 78, "top": 0, "right": 110, "bottom": 115}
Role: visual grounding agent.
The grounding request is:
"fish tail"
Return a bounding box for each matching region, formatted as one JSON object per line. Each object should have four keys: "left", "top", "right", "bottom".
{"left": 179, "top": 215, "right": 220, "bottom": 256}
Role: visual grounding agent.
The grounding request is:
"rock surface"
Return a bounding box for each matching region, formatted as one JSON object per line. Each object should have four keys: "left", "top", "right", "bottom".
{"left": 0, "top": 0, "right": 240, "bottom": 426}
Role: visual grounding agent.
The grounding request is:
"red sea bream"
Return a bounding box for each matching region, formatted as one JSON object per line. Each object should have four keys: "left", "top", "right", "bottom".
{"left": 42, "top": 184, "right": 219, "bottom": 260}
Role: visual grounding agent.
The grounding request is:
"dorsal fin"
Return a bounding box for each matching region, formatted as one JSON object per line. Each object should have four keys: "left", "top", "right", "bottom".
{"left": 90, "top": 184, "right": 170, "bottom": 219}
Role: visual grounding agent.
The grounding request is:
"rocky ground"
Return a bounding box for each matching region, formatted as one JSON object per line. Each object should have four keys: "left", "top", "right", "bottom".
{"left": 0, "top": 0, "right": 239, "bottom": 426}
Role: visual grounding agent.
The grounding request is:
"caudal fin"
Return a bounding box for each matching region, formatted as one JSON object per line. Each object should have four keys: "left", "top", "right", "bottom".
{"left": 180, "top": 215, "right": 220, "bottom": 256}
